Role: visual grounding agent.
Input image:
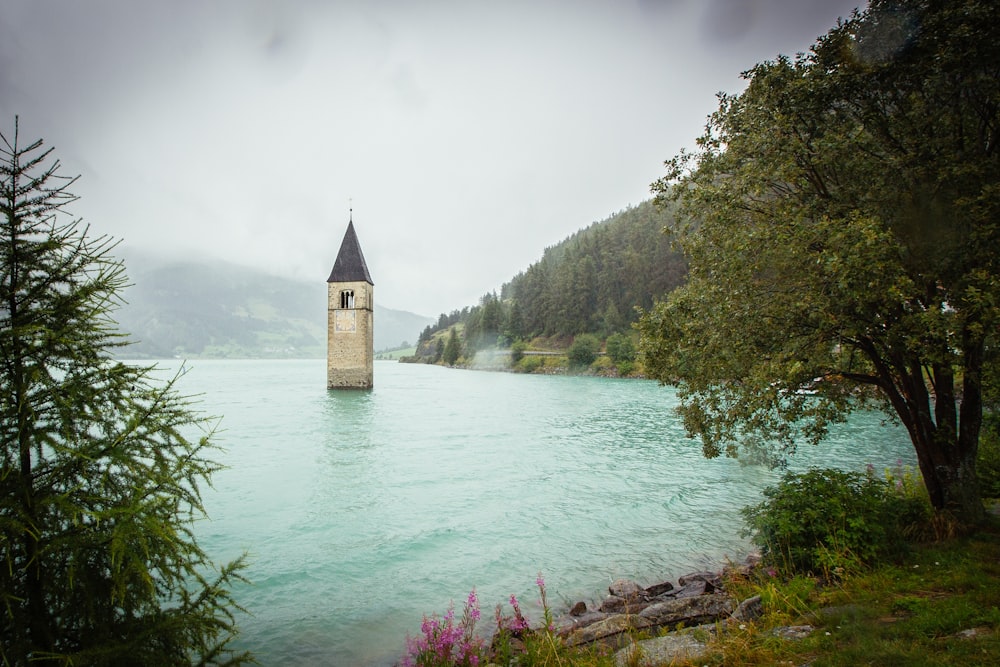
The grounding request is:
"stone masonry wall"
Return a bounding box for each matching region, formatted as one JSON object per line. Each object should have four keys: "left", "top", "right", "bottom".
{"left": 327, "top": 280, "right": 373, "bottom": 389}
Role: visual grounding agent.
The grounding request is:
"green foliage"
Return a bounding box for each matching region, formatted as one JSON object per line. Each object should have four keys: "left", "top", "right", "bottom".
{"left": 0, "top": 120, "right": 250, "bottom": 665}
{"left": 503, "top": 201, "right": 687, "bottom": 339}
{"left": 638, "top": 0, "right": 1000, "bottom": 522}
{"left": 464, "top": 292, "right": 503, "bottom": 351}
{"left": 567, "top": 334, "right": 600, "bottom": 369}
{"left": 510, "top": 339, "right": 527, "bottom": 364}
{"left": 443, "top": 328, "right": 462, "bottom": 366}
{"left": 515, "top": 355, "right": 543, "bottom": 374}
{"left": 700, "top": 521, "right": 1000, "bottom": 666}
{"left": 414, "top": 201, "right": 688, "bottom": 353}
{"left": 742, "top": 468, "right": 914, "bottom": 576}
{"left": 605, "top": 333, "right": 636, "bottom": 366}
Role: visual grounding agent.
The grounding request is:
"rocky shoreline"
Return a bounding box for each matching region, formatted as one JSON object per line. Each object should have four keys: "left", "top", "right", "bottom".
{"left": 531, "top": 556, "right": 767, "bottom": 665}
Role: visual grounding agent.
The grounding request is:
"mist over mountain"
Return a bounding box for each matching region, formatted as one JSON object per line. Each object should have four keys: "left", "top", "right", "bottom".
{"left": 113, "top": 254, "right": 432, "bottom": 359}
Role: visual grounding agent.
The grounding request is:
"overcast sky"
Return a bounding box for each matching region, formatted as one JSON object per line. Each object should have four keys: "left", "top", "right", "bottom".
{"left": 2, "top": 0, "right": 863, "bottom": 316}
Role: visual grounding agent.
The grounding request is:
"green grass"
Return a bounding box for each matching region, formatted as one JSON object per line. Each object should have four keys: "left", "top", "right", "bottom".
{"left": 377, "top": 346, "right": 416, "bottom": 360}
{"left": 680, "top": 515, "right": 1000, "bottom": 667}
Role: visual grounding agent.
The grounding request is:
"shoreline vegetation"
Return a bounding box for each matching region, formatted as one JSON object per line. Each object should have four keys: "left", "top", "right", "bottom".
{"left": 398, "top": 488, "right": 1000, "bottom": 667}
{"left": 399, "top": 332, "right": 641, "bottom": 378}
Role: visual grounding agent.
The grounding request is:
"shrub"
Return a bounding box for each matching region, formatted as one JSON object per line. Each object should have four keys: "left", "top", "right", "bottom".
{"left": 605, "top": 333, "right": 637, "bottom": 365}
{"left": 741, "top": 467, "right": 911, "bottom": 576}
{"left": 591, "top": 355, "right": 614, "bottom": 374}
{"left": 516, "top": 355, "right": 543, "bottom": 373}
{"left": 510, "top": 339, "right": 527, "bottom": 364}
{"left": 567, "top": 334, "right": 600, "bottom": 369}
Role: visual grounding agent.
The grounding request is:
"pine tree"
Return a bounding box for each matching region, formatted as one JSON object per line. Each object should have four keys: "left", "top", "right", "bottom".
{"left": 0, "top": 119, "right": 251, "bottom": 665}
{"left": 443, "top": 327, "right": 462, "bottom": 366}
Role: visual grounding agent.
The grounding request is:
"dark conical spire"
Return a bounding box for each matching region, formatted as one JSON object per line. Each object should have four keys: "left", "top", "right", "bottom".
{"left": 327, "top": 214, "right": 373, "bottom": 284}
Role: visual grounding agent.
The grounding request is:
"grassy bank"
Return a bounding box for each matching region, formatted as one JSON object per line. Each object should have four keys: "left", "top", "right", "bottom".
{"left": 694, "top": 514, "right": 1000, "bottom": 666}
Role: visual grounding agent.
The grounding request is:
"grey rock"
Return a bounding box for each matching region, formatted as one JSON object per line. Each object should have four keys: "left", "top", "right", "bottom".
{"left": 772, "top": 625, "right": 814, "bottom": 640}
{"left": 955, "top": 626, "right": 991, "bottom": 639}
{"left": 670, "top": 580, "right": 708, "bottom": 599}
{"left": 732, "top": 595, "right": 763, "bottom": 622}
{"left": 565, "top": 613, "right": 652, "bottom": 647}
{"left": 644, "top": 581, "right": 675, "bottom": 598}
{"left": 599, "top": 595, "right": 651, "bottom": 614}
{"left": 638, "top": 593, "right": 734, "bottom": 627}
{"left": 608, "top": 578, "right": 645, "bottom": 600}
{"left": 677, "top": 571, "right": 722, "bottom": 591}
{"left": 552, "top": 610, "right": 607, "bottom": 636}
{"left": 614, "top": 633, "right": 709, "bottom": 667}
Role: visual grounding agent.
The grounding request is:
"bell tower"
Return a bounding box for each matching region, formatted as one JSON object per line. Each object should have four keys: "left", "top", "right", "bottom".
{"left": 327, "top": 212, "right": 374, "bottom": 389}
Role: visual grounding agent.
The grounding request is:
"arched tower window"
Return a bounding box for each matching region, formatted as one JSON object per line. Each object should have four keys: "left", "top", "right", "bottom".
{"left": 340, "top": 289, "right": 355, "bottom": 309}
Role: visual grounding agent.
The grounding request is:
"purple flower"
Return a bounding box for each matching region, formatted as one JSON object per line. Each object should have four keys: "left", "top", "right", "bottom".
{"left": 466, "top": 589, "right": 481, "bottom": 622}
{"left": 403, "top": 592, "right": 485, "bottom": 666}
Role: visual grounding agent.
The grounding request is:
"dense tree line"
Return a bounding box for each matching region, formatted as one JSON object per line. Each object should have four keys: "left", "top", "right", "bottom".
{"left": 416, "top": 200, "right": 687, "bottom": 356}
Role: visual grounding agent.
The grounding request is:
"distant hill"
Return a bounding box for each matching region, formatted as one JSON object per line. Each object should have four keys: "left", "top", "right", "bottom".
{"left": 113, "top": 257, "right": 433, "bottom": 358}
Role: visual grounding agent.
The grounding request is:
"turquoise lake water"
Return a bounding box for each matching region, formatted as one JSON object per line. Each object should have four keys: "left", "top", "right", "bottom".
{"left": 160, "top": 359, "right": 916, "bottom": 665}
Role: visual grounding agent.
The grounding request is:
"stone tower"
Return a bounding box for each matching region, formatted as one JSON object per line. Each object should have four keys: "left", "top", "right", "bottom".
{"left": 327, "top": 214, "right": 374, "bottom": 389}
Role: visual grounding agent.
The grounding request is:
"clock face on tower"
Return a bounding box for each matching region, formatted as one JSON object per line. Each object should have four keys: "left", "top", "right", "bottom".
{"left": 334, "top": 309, "right": 357, "bottom": 333}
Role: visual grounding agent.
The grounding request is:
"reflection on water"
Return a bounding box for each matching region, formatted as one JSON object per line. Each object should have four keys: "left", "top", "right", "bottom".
{"left": 161, "top": 359, "right": 915, "bottom": 666}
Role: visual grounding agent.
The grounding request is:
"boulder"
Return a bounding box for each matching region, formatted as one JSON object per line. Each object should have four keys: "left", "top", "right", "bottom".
{"left": 643, "top": 580, "right": 675, "bottom": 598}
{"left": 608, "top": 578, "right": 645, "bottom": 600}
{"left": 677, "top": 570, "right": 722, "bottom": 591}
{"left": 638, "top": 593, "right": 734, "bottom": 627}
{"left": 553, "top": 610, "right": 607, "bottom": 637}
{"left": 669, "top": 579, "right": 708, "bottom": 599}
{"left": 613, "top": 632, "right": 709, "bottom": 667}
{"left": 565, "top": 613, "right": 652, "bottom": 647}
{"left": 731, "top": 595, "right": 763, "bottom": 623}
{"left": 599, "top": 595, "right": 651, "bottom": 614}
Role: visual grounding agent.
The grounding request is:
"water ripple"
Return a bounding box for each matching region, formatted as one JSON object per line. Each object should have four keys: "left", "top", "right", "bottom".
{"left": 164, "top": 360, "right": 916, "bottom": 666}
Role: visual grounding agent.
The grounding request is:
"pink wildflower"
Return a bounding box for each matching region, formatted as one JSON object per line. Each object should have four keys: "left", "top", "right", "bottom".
{"left": 467, "top": 589, "right": 481, "bottom": 622}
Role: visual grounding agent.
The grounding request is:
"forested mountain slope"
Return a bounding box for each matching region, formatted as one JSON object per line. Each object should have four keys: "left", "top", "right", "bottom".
{"left": 418, "top": 199, "right": 686, "bottom": 350}
{"left": 502, "top": 199, "right": 686, "bottom": 337}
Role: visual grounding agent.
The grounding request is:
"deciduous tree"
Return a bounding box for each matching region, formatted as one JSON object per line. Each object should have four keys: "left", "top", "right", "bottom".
{"left": 638, "top": 0, "right": 999, "bottom": 524}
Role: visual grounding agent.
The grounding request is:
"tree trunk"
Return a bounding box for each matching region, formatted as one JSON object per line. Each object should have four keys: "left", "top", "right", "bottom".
{"left": 909, "top": 404, "right": 985, "bottom": 525}
{"left": 889, "top": 355, "right": 986, "bottom": 526}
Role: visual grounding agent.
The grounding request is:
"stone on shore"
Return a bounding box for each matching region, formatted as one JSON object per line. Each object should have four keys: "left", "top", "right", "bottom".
{"left": 565, "top": 613, "right": 652, "bottom": 647}
{"left": 638, "top": 592, "right": 734, "bottom": 626}
{"left": 613, "top": 631, "right": 710, "bottom": 667}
